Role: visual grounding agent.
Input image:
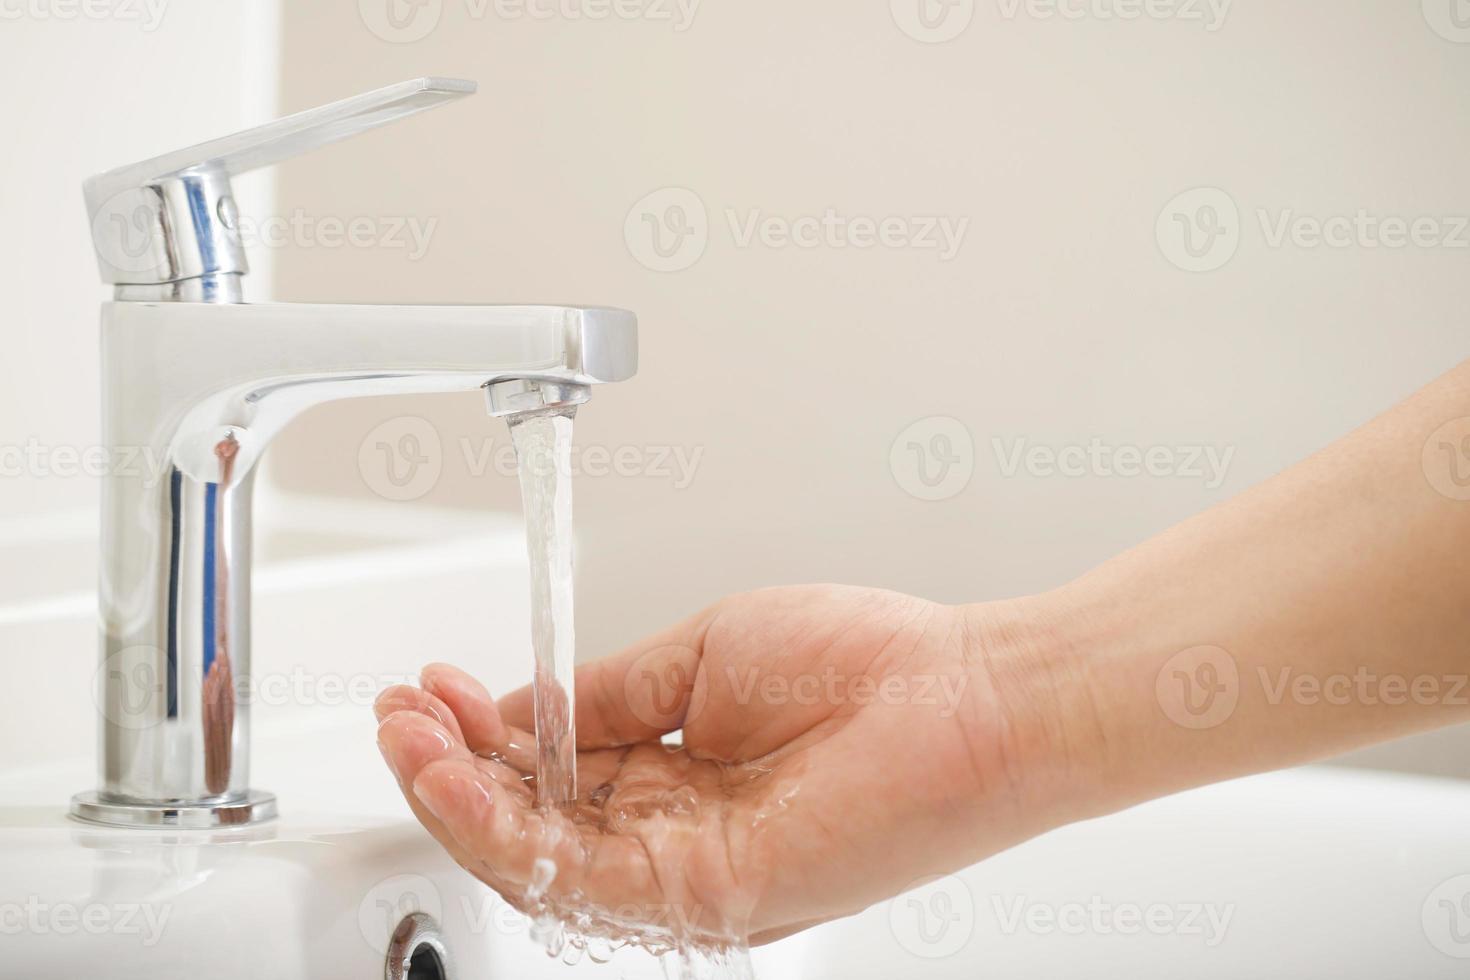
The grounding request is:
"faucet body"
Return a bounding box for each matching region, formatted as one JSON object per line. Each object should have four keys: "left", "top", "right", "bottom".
{"left": 72, "top": 79, "right": 637, "bottom": 828}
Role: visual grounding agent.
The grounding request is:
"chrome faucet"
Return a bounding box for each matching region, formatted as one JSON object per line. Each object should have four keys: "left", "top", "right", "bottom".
{"left": 71, "top": 78, "right": 637, "bottom": 828}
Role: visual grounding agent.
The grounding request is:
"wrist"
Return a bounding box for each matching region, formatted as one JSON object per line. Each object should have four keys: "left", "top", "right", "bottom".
{"left": 956, "top": 590, "right": 1123, "bottom": 831}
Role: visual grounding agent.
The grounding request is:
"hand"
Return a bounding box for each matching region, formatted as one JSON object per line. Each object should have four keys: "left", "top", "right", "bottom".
{"left": 374, "top": 585, "right": 1064, "bottom": 948}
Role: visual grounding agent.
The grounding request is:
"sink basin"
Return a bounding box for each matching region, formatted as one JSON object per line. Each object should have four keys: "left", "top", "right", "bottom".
{"left": 4, "top": 495, "right": 1467, "bottom": 976}
{"left": 6, "top": 756, "right": 1468, "bottom": 977}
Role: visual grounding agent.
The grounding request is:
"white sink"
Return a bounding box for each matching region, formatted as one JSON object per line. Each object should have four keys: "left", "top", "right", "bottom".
{"left": 4, "top": 496, "right": 1468, "bottom": 976}
{"left": 7, "top": 752, "right": 1469, "bottom": 977}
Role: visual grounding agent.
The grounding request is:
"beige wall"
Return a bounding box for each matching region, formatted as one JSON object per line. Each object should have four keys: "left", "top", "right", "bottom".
{"left": 267, "top": 2, "right": 1470, "bottom": 776}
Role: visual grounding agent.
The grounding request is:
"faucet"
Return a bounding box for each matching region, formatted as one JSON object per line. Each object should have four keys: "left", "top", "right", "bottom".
{"left": 71, "top": 77, "right": 637, "bottom": 829}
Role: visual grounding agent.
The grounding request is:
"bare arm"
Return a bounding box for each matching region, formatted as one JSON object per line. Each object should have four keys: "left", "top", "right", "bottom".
{"left": 1001, "top": 359, "right": 1470, "bottom": 822}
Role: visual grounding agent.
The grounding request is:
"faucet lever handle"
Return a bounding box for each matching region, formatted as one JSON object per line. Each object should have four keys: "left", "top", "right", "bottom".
{"left": 84, "top": 77, "right": 476, "bottom": 291}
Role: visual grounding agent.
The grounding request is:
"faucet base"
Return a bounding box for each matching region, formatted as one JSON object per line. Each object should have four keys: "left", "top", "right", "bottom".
{"left": 69, "top": 790, "right": 278, "bottom": 829}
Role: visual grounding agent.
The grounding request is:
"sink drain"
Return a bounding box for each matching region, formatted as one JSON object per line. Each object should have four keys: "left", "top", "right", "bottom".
{"left": 385, "top": 913, "right": 450, "bottom": 980}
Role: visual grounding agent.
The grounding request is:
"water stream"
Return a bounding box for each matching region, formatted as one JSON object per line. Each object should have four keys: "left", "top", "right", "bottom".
{"left": 508, "top": 408, "right": 579, "bottom": 809}
{"left": 508, "top": 407, "right": 755, "bottom": 978}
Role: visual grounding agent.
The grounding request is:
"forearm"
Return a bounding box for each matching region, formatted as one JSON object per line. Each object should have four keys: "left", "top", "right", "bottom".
{"left": 997, "top": 360, "right": 1470, "bottom": 822}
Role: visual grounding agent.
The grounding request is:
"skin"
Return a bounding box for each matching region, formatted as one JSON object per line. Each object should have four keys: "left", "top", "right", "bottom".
{"left": 377, "top": 359, "right": 1470, "bottom": 948}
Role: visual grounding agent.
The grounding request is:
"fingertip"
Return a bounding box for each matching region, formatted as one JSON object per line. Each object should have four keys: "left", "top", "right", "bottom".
{"left": 374, "top": 685, "right": 465, "bottom": 740}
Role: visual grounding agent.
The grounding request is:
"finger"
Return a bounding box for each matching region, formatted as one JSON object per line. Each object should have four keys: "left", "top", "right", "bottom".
{"left": 498, "top": 606, "right": 718, "bottom": 750}
{"left": 374, "top": 685, "right": 466, "bottom": 745}
{"left": 420, "top": 664, "right": 510, "bottom": 755}
{"left": 375, "top": 711, "right": 480, "bottom": 873}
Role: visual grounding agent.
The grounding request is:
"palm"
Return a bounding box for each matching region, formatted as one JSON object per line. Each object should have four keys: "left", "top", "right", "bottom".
{"left": 377, "top": 586, "right": 1006, "bottom": 947}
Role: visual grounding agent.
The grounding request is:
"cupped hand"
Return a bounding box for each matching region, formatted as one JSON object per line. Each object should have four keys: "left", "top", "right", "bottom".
{"left": 374, "top": 585, "right": 1058, "bottom": 947}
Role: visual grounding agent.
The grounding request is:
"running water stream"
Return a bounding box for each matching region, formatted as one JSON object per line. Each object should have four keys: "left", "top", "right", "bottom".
{"left": 508, "top": 408, "right": 579, "bottom": 809}
{"left": 508, "top": 407, "right": 755, "bottom": 978}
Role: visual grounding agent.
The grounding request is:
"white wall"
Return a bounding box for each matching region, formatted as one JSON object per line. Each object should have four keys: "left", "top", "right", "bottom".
{"left": 0, "top": 0, "right": 279, "bottom": 767}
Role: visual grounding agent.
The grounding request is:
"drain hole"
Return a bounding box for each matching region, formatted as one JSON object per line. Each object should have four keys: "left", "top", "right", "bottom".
{"left": 386, "top": 913, "right": 451, "bottom": 980}
{"left": 407, "top": 944, "right": 445, "bottom": 980}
